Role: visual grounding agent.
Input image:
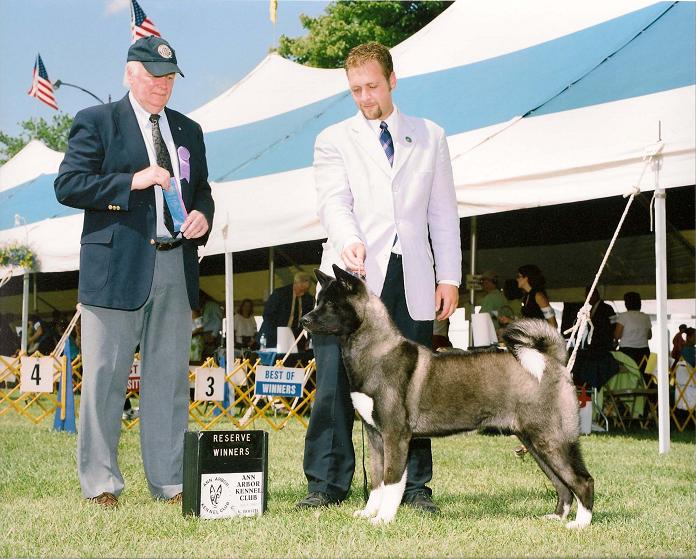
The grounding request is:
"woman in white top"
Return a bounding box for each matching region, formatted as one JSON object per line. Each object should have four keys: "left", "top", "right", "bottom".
{"left": 614, "top": 291, "right": 652, "bottom": 372}
{"left": 234, "top": 299, "right": 258, "bottom": 349}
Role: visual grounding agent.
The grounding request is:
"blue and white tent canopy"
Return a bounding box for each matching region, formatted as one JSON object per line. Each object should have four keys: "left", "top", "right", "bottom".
{"left": 1, "top": 0, "right": 694, "bottom": 272}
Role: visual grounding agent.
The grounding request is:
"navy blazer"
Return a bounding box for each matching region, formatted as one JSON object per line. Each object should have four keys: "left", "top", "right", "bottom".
{"left": 54, "top": 94, "right": 215, "bottom": 311}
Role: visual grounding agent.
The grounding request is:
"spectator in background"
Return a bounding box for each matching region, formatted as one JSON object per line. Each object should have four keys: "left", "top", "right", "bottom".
{"left": 516, "top": 264, "right": 557, "bottom": 329}
{"left": 27, "top": 314, "right": 58, "bottom": 355}
{"left": 499, "top": 279, "right": 523, "bottom": 329}
{"left": 478, "top": 270, "right": 509, "bottom": 330}
{"left": 199, "top": 291, "right": 223, "bottom": 358}
{"left": 680, "top": 327, "right": 695, "bottom": 367}
{"left": 259, "top": 272, "right": 313, "bottom": 350}
{"left": 234, "top": 299, "right": 258, "bottom": 350}
{"left": 190, "top": 308, "right": 204, "bottom": 364}
{"left": 671, "top": 324, "right": 688, "bottom": 361}
{"left": 514, "top": 264, "right": 555, "bottom": 458}
{"left": 570, "top": 287, "right": 619, "bottom": 389}
{"left": 614, "top": 291, "right": 652, "bottom": 373}
{"left": 0, "top": 313, "right": 20, "bottom": 356}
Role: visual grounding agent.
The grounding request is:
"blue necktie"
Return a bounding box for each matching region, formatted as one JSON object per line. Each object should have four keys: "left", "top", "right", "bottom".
{"left": 379, "top": 121, "right": 394, "bottom": 167}
{"left": 380, "top": 121, "right": 399, "bottom": 248}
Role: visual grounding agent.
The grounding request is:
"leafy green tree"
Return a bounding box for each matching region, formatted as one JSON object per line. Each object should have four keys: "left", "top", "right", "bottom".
{"left": 0, "top": 113, "right": 73, "bottom": 164}
{"left": 277, "top": 1, "right": 453, "bottom": 68}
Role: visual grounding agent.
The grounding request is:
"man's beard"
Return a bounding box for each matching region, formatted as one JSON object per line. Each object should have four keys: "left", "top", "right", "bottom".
{"left": 361, "top": 105, "right": 383, "bottom": 120}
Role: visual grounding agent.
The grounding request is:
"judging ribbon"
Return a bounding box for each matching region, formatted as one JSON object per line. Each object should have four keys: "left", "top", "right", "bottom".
{"left": 163, "top": 177, "right": 188, "bottom": 233}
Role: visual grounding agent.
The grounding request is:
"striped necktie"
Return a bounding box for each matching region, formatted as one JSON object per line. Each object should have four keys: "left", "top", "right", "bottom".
{"left": 149, "top": 114, "right": 175, "bottom": 236}
{"left": 379, "top": 121, "right": 394, "bottom": 167}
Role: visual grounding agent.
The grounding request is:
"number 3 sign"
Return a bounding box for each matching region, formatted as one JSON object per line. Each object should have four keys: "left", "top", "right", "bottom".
{"left": 194, "top": 367, "right": 225, "bottom": 401}
{"left": 20, "top": 356, "right": 55, "bottom": 393}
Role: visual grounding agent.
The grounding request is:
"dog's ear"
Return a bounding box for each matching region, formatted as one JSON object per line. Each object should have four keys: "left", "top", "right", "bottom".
{"left": 332, "top": 264, "right": 364, "bottom": 293}
{"left": 314, "top": 269, "right": 334, "bottom": 288}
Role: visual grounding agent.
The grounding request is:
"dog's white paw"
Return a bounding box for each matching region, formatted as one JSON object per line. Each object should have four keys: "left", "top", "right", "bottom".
{"left": 566, "top": 501, "right": 592, "bottom": 529}
{"left": 353, "top": 508, "right": 376, "bottom": 518}
{"left": 370, "top": 513, "right": 395, "bottom": 525}
{"left": 544, "top": 503, "right": 570, "bottom": 521}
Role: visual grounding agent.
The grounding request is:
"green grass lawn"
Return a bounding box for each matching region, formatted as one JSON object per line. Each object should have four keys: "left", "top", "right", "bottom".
{"left": 0, "top": 413, "right": 693, "bottom": 558}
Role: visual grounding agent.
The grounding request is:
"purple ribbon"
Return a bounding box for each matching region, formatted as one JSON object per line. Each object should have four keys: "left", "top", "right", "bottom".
{"left": 177, "top": 146, "right": 190, "bottom": 182}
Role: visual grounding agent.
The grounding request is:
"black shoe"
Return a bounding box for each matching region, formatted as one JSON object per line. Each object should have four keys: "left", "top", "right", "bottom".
{"left": 295, "top": 491, "right": 342, "bottom": 509}
{"left": 401, "top": 490, "right": 439, "bottom": 514}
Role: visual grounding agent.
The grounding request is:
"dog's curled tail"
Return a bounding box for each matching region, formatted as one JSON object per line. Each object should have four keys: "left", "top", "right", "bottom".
{"left": 502, "top": 319, "right": 568, "bottom": 381}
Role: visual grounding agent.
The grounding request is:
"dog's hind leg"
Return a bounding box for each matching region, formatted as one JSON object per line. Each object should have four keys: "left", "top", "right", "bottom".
{"left": 354, "top": 425, "right": 384, "bottom": 519}
{"left": 372, "top": 431, "right": 410, "bottom": 525}
{"left": 526, "top": 437, "right": 594, "bottom": 529}
{"left": 517, "top": 434, "right": 573, "bottom": 521}
{"left": 562, "top": 441, "right": 594, "bottom": 530}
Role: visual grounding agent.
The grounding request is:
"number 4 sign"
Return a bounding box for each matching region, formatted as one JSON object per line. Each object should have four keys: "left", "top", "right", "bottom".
{"left": 20, "top": 356, "right": 55, "bottom": 393}
{"left": 193, "top": 367, "right": 225, "bottom": 401}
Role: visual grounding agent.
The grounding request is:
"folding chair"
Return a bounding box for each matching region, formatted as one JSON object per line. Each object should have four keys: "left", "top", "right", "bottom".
{"left": 671, "top": 358, "right": 696, "bottom": 432}
{"left": 603, "top": 352, "right": 657, "bottom": 430}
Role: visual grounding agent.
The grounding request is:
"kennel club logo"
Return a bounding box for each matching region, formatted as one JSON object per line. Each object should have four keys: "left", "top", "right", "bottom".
{"left": 200, "top": 475, "right": 233, "bottom": 518}
{"left": 199, "top": 473, "right": 264, "bottom": 519}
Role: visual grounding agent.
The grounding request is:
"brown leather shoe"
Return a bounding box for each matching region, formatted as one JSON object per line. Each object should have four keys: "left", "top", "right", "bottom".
{"left": 88, "top": 492, "right": 118, "bottom": 508}
{"left": 166, "top": 492, "right": 182, "bottom": 504}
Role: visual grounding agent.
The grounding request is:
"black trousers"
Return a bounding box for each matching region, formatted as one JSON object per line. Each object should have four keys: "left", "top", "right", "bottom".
{"left": 302, "top": 254, "right": 434, "bottom": 500}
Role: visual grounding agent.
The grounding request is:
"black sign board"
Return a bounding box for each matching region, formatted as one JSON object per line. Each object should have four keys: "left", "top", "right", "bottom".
{"left": 183, "top": 430, "right": 268, "bottom": 518}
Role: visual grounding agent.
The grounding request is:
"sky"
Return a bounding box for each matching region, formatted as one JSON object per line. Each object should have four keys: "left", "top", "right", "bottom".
{"left": 0, "top": 0, "right": 329, "bottom": 136}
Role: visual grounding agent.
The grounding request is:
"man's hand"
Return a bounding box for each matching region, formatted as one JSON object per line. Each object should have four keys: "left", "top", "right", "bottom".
{"left": 180, "top": 210, "right": 209, "bottom": 239}
{"left": 131, "top": 165, "right": 171, "bottom": 191}
{"left": 341, "top": 242, "right": 366, "bottom": 276}
{"left": 435, "top": 283, "right": 459, "bottom": 321}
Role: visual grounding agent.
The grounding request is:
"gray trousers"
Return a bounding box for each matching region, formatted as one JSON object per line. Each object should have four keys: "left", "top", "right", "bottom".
{"left": 78, "top": 246, "right": 191, "bottom": 499}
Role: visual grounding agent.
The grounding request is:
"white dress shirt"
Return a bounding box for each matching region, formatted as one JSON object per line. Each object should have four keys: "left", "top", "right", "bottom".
{"left": 128, "top": 91, "right": 182, "bottom": 239}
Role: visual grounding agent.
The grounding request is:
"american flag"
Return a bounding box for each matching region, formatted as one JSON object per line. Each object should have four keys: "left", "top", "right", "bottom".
{"left": 130, "top": 0, "right": 161, "bottom": 43}
{"left": 27, "top": 54, "right": 58, "bottom": 111}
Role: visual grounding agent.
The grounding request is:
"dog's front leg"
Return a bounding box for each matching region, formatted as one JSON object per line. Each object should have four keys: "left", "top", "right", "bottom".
{"left": 354, "top": 425, "right": 384, "bottom": 519}
{"left": 372, "top": 431, "right": 410, "bottom": 525}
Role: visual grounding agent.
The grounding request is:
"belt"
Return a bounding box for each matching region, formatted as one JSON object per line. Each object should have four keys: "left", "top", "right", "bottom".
{"left": 153, "top": 239, "right": 182, "bottom": 251}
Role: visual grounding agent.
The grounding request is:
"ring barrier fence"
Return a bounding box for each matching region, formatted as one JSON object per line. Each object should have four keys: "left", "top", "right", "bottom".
{"left": 2, "top": 351, "right": 692, "bottom": 432}
{"left": 1, "top": 352, "right": 317, "bottom": 432}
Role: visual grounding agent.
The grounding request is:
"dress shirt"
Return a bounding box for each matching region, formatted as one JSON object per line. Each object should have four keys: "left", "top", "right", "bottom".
{"left": 128, "top": 91, "right": 181, "bottom": 239}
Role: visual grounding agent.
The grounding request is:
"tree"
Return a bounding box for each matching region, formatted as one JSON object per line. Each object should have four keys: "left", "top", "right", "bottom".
{"left": 277, "top": 1, "right": 453, "bottom": 69}
{"left": 0, "top": 113, "right": 73, "bottom": 164}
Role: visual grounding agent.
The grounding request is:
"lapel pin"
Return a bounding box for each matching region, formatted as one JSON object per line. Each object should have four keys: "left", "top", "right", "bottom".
{"left": 405, "top": 136, "right": 412, "bottom": 143}
{"left": 177, "top": 126, "right": 182, "bottom": 131}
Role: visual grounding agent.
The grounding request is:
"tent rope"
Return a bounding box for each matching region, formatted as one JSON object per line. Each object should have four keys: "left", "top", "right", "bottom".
{"left": 565, "top": 143, "right": 663, "bottom": 373}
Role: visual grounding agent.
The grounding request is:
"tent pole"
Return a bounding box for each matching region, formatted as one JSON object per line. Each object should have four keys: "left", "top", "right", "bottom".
{"left": 21, "top": 271, "right": 29, "bottom": 353}
{"left": 468, "top": 216, "right": 477, "bottom": 348}
{"left": 653, "top": 157, "right": 670, "bottom": 454}
{"left": 225, "top": 252, "right": 235, "bottom": 375}
{"left": 268, "top": 246, "right": 275, "bottom": 296}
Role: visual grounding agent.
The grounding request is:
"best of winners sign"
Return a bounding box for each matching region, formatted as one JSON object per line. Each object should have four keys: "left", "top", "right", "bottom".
{"left": 183, "top": 430, "right": 268, "bottom": 518}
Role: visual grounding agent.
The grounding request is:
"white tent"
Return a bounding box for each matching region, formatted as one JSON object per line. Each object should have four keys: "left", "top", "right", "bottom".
{"left": 1, "top": 0, "right": 693, "bottom": 452}
{"left": 1, "top": 0, "right": 693, "bottom": 269}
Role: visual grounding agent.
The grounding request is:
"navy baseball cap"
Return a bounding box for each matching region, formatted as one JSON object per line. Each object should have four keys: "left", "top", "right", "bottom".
{"left": 127, "top": 36, "right": 184, "bottom": 77}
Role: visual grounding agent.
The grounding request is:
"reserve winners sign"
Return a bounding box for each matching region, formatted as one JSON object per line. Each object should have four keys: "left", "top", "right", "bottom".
{"left": 183, "top": 430, "right": 268, "bottom": 518}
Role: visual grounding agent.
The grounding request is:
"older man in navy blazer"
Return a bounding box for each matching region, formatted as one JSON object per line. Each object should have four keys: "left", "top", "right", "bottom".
{"left": 55, "top": 36, "right": 214, "bottom": 507}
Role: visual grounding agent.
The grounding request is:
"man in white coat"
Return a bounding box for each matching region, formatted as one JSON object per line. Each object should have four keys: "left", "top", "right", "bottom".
{"left": 298, "top": 42, "right": 461, "bottom": 512}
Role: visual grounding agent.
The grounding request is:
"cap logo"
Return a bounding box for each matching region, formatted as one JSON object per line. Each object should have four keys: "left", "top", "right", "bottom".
{"left": 157, "top": 44, "right": 173, "bottom": 59}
